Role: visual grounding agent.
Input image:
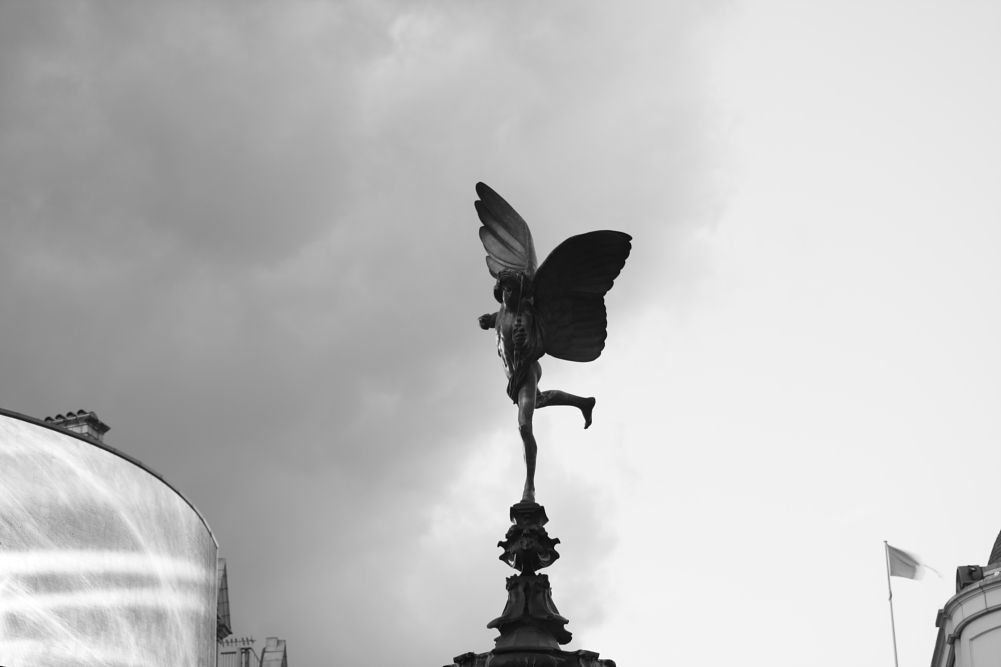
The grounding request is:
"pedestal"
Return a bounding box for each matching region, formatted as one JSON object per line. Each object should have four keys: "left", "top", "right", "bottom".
{"left": 444, "top": 502, "right": 616, "bottom": 667}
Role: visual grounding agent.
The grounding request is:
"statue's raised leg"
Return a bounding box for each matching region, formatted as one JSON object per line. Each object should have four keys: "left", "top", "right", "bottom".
{"left": 537, "top": 390, "right": 596, "bottom": 429}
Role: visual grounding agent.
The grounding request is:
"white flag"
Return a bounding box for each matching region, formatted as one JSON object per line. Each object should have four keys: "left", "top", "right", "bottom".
{"left": 887, "top": 544, "right": 937, "bottom": 580}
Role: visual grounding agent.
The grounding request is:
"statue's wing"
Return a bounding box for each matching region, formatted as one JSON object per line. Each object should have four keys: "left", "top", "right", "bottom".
{"left": 475, "top": 182, "right": 538, "bottom": 278}
{"left": 534, "top": 231, "right": 632, "bottom": 362}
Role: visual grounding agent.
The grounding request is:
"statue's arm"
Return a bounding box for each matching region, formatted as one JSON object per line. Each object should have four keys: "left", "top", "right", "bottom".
{"left": 478, "top": 312, "right": 498, "bottom": 330}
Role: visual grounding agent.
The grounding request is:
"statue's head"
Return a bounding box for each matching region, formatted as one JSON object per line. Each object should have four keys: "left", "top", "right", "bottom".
{"left": 495, "top": 270, "right": 532, "bottom": 306}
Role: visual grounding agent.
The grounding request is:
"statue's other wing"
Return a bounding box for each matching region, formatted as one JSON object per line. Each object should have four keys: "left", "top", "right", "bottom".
{"left": 534, "top": 231, "right": 632, "bottom": 362}
{"left": 475, "top": 182, "right": 539, "bottom": 278}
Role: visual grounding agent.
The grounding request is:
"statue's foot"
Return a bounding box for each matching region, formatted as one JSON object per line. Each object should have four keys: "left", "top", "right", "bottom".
{"left": 582, "top": 397, "right": 596, "bottom": 429}
{"left": 522, "top": 483, "right": 536, "bottom": 504}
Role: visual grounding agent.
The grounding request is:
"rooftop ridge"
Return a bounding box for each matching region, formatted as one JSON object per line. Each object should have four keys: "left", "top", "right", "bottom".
{"left": 988, "top": 528, "right": 1001, "bottom": 568}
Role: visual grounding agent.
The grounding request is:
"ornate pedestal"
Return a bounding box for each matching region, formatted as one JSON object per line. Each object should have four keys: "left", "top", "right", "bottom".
{"left": 445, "top": 502, "right": 616, "bottom": 667}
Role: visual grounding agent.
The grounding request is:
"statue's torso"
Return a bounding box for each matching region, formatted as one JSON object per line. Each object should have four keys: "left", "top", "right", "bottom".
{"left": 495, "top": 302, "right": 542, "bottom": 380}
{"left": 495, "top": 304, "right": 518, "bottom": 380}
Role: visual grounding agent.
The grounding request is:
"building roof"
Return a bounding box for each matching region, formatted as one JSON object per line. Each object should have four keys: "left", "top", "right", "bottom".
{"left": 0, "top": 406, "right": 218, "bottom": 549}
{"left": 218, "top": 637, "right": 257, "bottom": 667}
{"left": 218, "top": 558, "right": 232, "bottom": 640}
{"left": 989, "top": 529, "right": 1001, "bottom": 568}
{"left": 44, "top": 409, "right": 110, "bottom": 442}
{"left": 260, "top": 637, "right": 288, "bottom": 667}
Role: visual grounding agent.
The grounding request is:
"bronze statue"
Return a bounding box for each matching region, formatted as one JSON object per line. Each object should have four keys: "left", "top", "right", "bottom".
{"left": 475, "top": 183, "right": 631, "bottom": 503}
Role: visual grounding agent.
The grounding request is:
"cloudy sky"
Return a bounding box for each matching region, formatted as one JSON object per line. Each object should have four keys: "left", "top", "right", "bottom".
{"left": 1, "top": 1, "right": 999, "bottom": 665}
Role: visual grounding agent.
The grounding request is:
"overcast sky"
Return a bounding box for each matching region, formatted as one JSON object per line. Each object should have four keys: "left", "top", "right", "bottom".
{"left": 1, "top": 1, "right": 999, "bottom": 665}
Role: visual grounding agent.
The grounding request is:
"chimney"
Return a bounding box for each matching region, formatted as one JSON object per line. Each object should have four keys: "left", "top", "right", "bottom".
{"left": 44, "top": 410, "right": 110, "bottom": 443}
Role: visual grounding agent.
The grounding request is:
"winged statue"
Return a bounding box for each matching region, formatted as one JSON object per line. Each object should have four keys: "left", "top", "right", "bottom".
{"left": 474, "top": 182, "right": 631, "bottom": 503}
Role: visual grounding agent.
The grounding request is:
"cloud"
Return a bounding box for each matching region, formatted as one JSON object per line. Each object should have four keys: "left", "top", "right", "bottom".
{"left": 0, "top": 1, "right": 724, "bottom": 663}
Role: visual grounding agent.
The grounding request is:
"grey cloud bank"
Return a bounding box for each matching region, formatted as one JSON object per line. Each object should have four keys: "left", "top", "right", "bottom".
{"left": 0, "top": 1, "right": 723, "bottom": 663}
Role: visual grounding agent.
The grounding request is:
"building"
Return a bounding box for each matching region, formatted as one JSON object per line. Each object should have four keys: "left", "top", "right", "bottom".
{"left": 219, "top": 558, "right": 233, "bottom": 640}
{"left": 0, "top": 407, "right": 289, "bottom": 666}
{"left": 930, "top": 532, "right": 1001, "bottom": 666}
{"left": 219, "top": 636, "right": 289, "bottom": 667}
{"left": 260, "top": 637, "right": 289, "bottom": 667}
{"left": 215, "top": 558, "right": 290, "bottom": 666}
{"left": 219, "top": 636, "right": 258, "bottom": 667}
{"left": 0, "top": 408, "right": 218, "bottom": 665}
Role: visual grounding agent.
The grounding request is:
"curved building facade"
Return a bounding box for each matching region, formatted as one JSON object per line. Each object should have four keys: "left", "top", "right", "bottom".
{"left": 930, "top": 530, "right": 1001, "bottom": 667}
{"left": 0, "top": 409, "right": 218, "bottom": 666}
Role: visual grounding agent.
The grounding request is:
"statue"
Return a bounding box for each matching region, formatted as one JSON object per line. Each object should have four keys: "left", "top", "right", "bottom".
{"left": 446, "top": 183, "right": 628, "bottom": 666}
{"left": 474, "top": 182, "right": 631, "bottom": 504}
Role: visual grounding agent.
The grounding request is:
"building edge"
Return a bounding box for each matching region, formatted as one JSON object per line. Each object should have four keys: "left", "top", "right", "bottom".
{"left": 0, "top": 405, "right": 218, "bottom": 550}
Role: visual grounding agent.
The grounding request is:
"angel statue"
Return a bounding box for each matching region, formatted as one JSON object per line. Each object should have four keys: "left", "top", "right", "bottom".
{"left": 474, "top": 182, "right": 631, "bottom": 504}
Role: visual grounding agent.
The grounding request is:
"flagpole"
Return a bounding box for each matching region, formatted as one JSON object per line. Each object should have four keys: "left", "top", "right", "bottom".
{"left": 885, "top": 541, "right": 900, "bottom": 667}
